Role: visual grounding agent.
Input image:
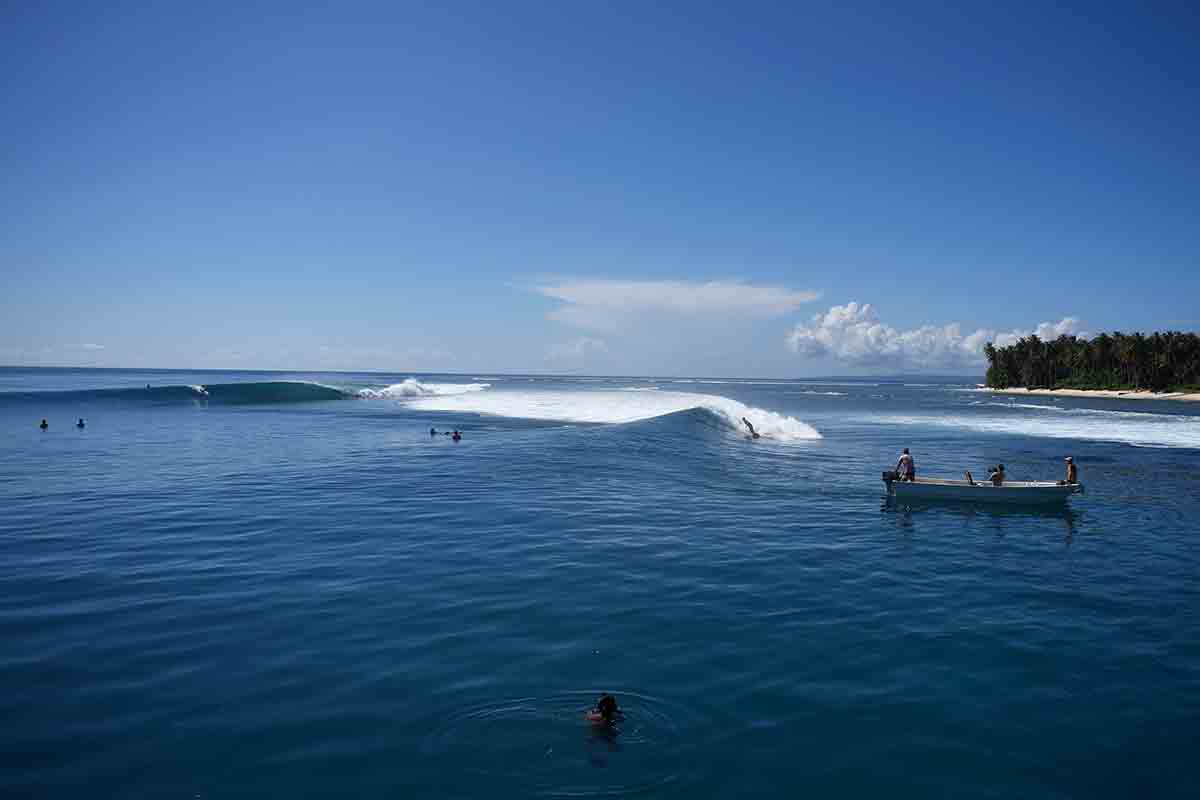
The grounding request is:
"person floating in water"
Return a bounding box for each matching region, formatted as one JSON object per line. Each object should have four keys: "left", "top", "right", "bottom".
{"left": 451, "top": 430, "right": 461, "bottom": 442}
{"left": 76, "top": 418, "right": 85, "bottom": 428}
{"left": 585, "top": 694, "right": 622, "bottom": 725}
{"left": 742, "top": 417, "right": 760, "bottom": 439}
{"left": 40, "top": 418, "right": 48, "bottom": 431}
{"left": 430, "top": 427, "right": 437, "bottom": 436}
{"left": 896, "top": 448, "right": 915, "bottom": 481}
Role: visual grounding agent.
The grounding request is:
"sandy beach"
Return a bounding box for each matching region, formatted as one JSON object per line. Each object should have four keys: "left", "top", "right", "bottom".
{"left": 986, "top": 387, "right": 1200, "bottom": 403}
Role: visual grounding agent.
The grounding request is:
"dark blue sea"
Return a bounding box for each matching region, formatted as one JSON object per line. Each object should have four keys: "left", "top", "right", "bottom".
{"left": 3, "top": 367, "right": 1199, "bottom": 798}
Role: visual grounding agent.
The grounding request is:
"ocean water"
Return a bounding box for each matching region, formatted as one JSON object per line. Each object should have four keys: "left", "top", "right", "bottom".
{"left": 2, "top": 367, "right": 1199, "bottom": 798}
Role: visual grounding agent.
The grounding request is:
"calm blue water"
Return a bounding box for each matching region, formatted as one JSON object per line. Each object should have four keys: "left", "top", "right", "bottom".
{"left": 3, "top": 367, "right": 1199, "bottom": 798}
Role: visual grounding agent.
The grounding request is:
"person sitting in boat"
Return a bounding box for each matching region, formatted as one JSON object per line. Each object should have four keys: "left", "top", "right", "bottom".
{"left": 1060, "top": 456, "right": 1077, "bottom": 485}
{"left": 989, "top": 464, "right": 1006, "bottom": 486}
{"left": 585, "top": 694, "right": 622, "bottom": 725}
{"left": 896, "top": 448, "right": 915, "bottom": 481}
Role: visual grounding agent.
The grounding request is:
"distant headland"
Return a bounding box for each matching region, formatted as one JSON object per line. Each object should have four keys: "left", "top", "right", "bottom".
{"left": 983, "top": 330, "right": 1200, "bottom": 402}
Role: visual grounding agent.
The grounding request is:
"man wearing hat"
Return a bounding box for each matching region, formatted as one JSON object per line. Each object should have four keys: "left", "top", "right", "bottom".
{"left": 1063, "top": 456, "right": 1078, "bottom": 485}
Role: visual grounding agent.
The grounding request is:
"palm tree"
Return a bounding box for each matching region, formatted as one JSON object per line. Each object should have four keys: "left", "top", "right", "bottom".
{"left": 984, "top": 329, "right": 1200, "bottom": 391}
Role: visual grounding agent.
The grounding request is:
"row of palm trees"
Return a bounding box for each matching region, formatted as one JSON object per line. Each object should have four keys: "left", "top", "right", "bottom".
{"left": 984, "top": 331, "right": 1200, "bottom": 391}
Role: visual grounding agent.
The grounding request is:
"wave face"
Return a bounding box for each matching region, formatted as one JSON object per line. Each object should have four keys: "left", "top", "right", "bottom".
{"left": 405, "top": 389, "right": 822, "bottom": 441}
{"left": 356, "top": 379, "right": 489, "bottom": 399}
{"left": 0, "top": 381, "right": 350, "bottom": 406}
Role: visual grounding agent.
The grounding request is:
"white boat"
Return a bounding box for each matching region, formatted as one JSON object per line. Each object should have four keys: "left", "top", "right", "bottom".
{"left": 882, "top": 471, "right": 1082, "bottom": 505}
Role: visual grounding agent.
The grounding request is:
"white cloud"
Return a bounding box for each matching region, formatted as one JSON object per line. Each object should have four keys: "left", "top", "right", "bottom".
{"left": 785, "top": 302, "right": 1084, "bottom": 370}
{"left": 537, "top": 279, "right": 821, "bottom": 331}
{"left": 546, "top": 337, "right": 610, "bottom": 370}
{"left": 993, "top": 317, "right": 1085, "bottom": 348}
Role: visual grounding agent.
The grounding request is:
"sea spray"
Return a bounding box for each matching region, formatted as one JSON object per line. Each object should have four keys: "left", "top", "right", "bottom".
{"left": 357, "top": 379, "right": 490, "bottom": 399}
{"left": 405, "top": 389, "right": 822, "bottom": 441}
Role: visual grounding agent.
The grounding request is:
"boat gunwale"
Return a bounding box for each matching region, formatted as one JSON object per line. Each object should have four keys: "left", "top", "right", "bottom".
{"left": 894, "top": 478, "right": 1076, "bottom": 490}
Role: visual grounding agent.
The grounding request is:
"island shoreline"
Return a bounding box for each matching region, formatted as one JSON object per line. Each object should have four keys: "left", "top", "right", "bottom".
{"left": 983, "top": 387, "right": 1200, "bottom": 403}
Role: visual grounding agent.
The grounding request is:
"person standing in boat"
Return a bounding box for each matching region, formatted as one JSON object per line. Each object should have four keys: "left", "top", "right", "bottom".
{"left": 1062, "top": 456, "right": 1077, "bottom": 485}
{"left": 989, "top": 464, "right": 1006, "bottom": 485}
{"left": 896, "top": 448, "right": 915, "bottom": 482}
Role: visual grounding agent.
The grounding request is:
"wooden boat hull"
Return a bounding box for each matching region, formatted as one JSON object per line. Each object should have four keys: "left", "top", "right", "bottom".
{"left": 883, "top": 475, "right": 1082, "bottom": 505}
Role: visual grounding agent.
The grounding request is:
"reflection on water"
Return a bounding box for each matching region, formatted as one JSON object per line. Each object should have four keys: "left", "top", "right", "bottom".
{"left": 882, "top": 497, "right": 1080, "bottom": 540}
{"left": 586, "top": 721, "right": 621, "bottom": 768}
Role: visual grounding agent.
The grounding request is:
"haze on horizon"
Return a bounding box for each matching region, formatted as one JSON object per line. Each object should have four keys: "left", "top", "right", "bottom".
{"left": 2, "top": 1, "right": 1197, "bottom": 378}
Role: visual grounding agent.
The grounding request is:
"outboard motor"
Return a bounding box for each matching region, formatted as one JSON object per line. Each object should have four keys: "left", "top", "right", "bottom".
{"left": 882, "top": 470, "right": 899, "bottom": 485}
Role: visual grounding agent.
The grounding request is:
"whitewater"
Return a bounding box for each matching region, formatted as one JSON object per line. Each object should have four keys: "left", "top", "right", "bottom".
{"left": 391, "top": 382, "right": 823, "bottom": 441}
{"left": 356, "top": 378, "right": 491, "bottom": 399}
{"left": 877, "top": 403, "right": 1200, "bottom": 449}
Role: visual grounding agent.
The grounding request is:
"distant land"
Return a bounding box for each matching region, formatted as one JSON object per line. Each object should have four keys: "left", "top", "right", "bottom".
{"left": 986, "top": 387, "right": 1200, "bottom": 403}
{"left": 984, "top": 331, "right": 1200, "bottom": 395}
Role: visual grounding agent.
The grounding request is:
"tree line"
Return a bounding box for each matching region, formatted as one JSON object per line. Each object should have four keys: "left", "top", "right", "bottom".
{"left": 983, "top": 331, "right": 1200, "bottom": 391}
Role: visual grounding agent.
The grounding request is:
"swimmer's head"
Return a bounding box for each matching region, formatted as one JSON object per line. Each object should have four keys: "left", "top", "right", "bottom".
{"left": 595, "top": 694, "right": 619, "bottom": 720}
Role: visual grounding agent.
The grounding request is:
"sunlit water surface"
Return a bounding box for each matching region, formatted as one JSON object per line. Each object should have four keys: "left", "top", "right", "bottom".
{"left": 2, "top": 368, "right": 1198, "bottom": 798}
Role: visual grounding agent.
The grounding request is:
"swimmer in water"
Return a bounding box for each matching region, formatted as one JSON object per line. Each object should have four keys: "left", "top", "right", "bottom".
{"left": 77, "top": 418, "right": 85, "bottom": 428}
{"left": 742, "top": 417, "right": 760, "bottom": 439}
{"left": 430, "top": 427, "right": 437, "bottom": 436}
{"left": 451, "top": 430, "right": 461, "bottom": 442}
{"left": 40, "top": 418, "right": 48, "bottom": 431}
{"left": 585, "top": 694, "right": 622, "bottom": 725}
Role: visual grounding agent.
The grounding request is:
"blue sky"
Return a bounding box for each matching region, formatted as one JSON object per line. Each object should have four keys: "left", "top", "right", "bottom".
{"left": 2, "top": 0, "right": 1198, "bottom": 376}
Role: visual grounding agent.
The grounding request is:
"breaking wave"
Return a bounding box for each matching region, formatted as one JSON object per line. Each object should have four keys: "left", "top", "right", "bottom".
{"left": 982, "top": 401, "right": 1182, "bottom": 419}
{"left": 405, "top": 389, "right": 822, "bottom": 441}
{"left": 875, "top": 409, "right": 1200, "bottom": 449}
{"left": 357, "top": 379, "right": 489, "bottom": 399}
{"left": 0, "top": 380, "right": 350, "bottom": 406}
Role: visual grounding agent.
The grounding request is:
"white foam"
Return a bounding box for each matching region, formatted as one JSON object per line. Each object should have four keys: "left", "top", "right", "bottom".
{"left": 358, "top": 379, "right": 490, "bottom": 399}
{"left": 783, "top": 390, "right": 847, "bottom": 396}
{"left": 407, "top": 389, "right": 822, "bottom": 441}
{"left": 671, "top": 379, "right": 809, "bottom": 386}
{"left": 875, "top": 411, "right": 1200, "bottom": 449}
{"left": 797, "top": 381, "right": 881, "bottom": 387}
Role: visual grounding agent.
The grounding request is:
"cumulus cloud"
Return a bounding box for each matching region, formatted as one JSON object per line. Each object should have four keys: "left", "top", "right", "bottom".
{"left": 992, "top": 317, "right": 1085, "bottom": 348}
{"left": 546, "top": 337, "right": 610, "bottom": 370}
{"left": 537, "top": 279, "right": 821, "bottom": 331}
{"left": 785, "top": 302, "right": 1084, "bottom": 370}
